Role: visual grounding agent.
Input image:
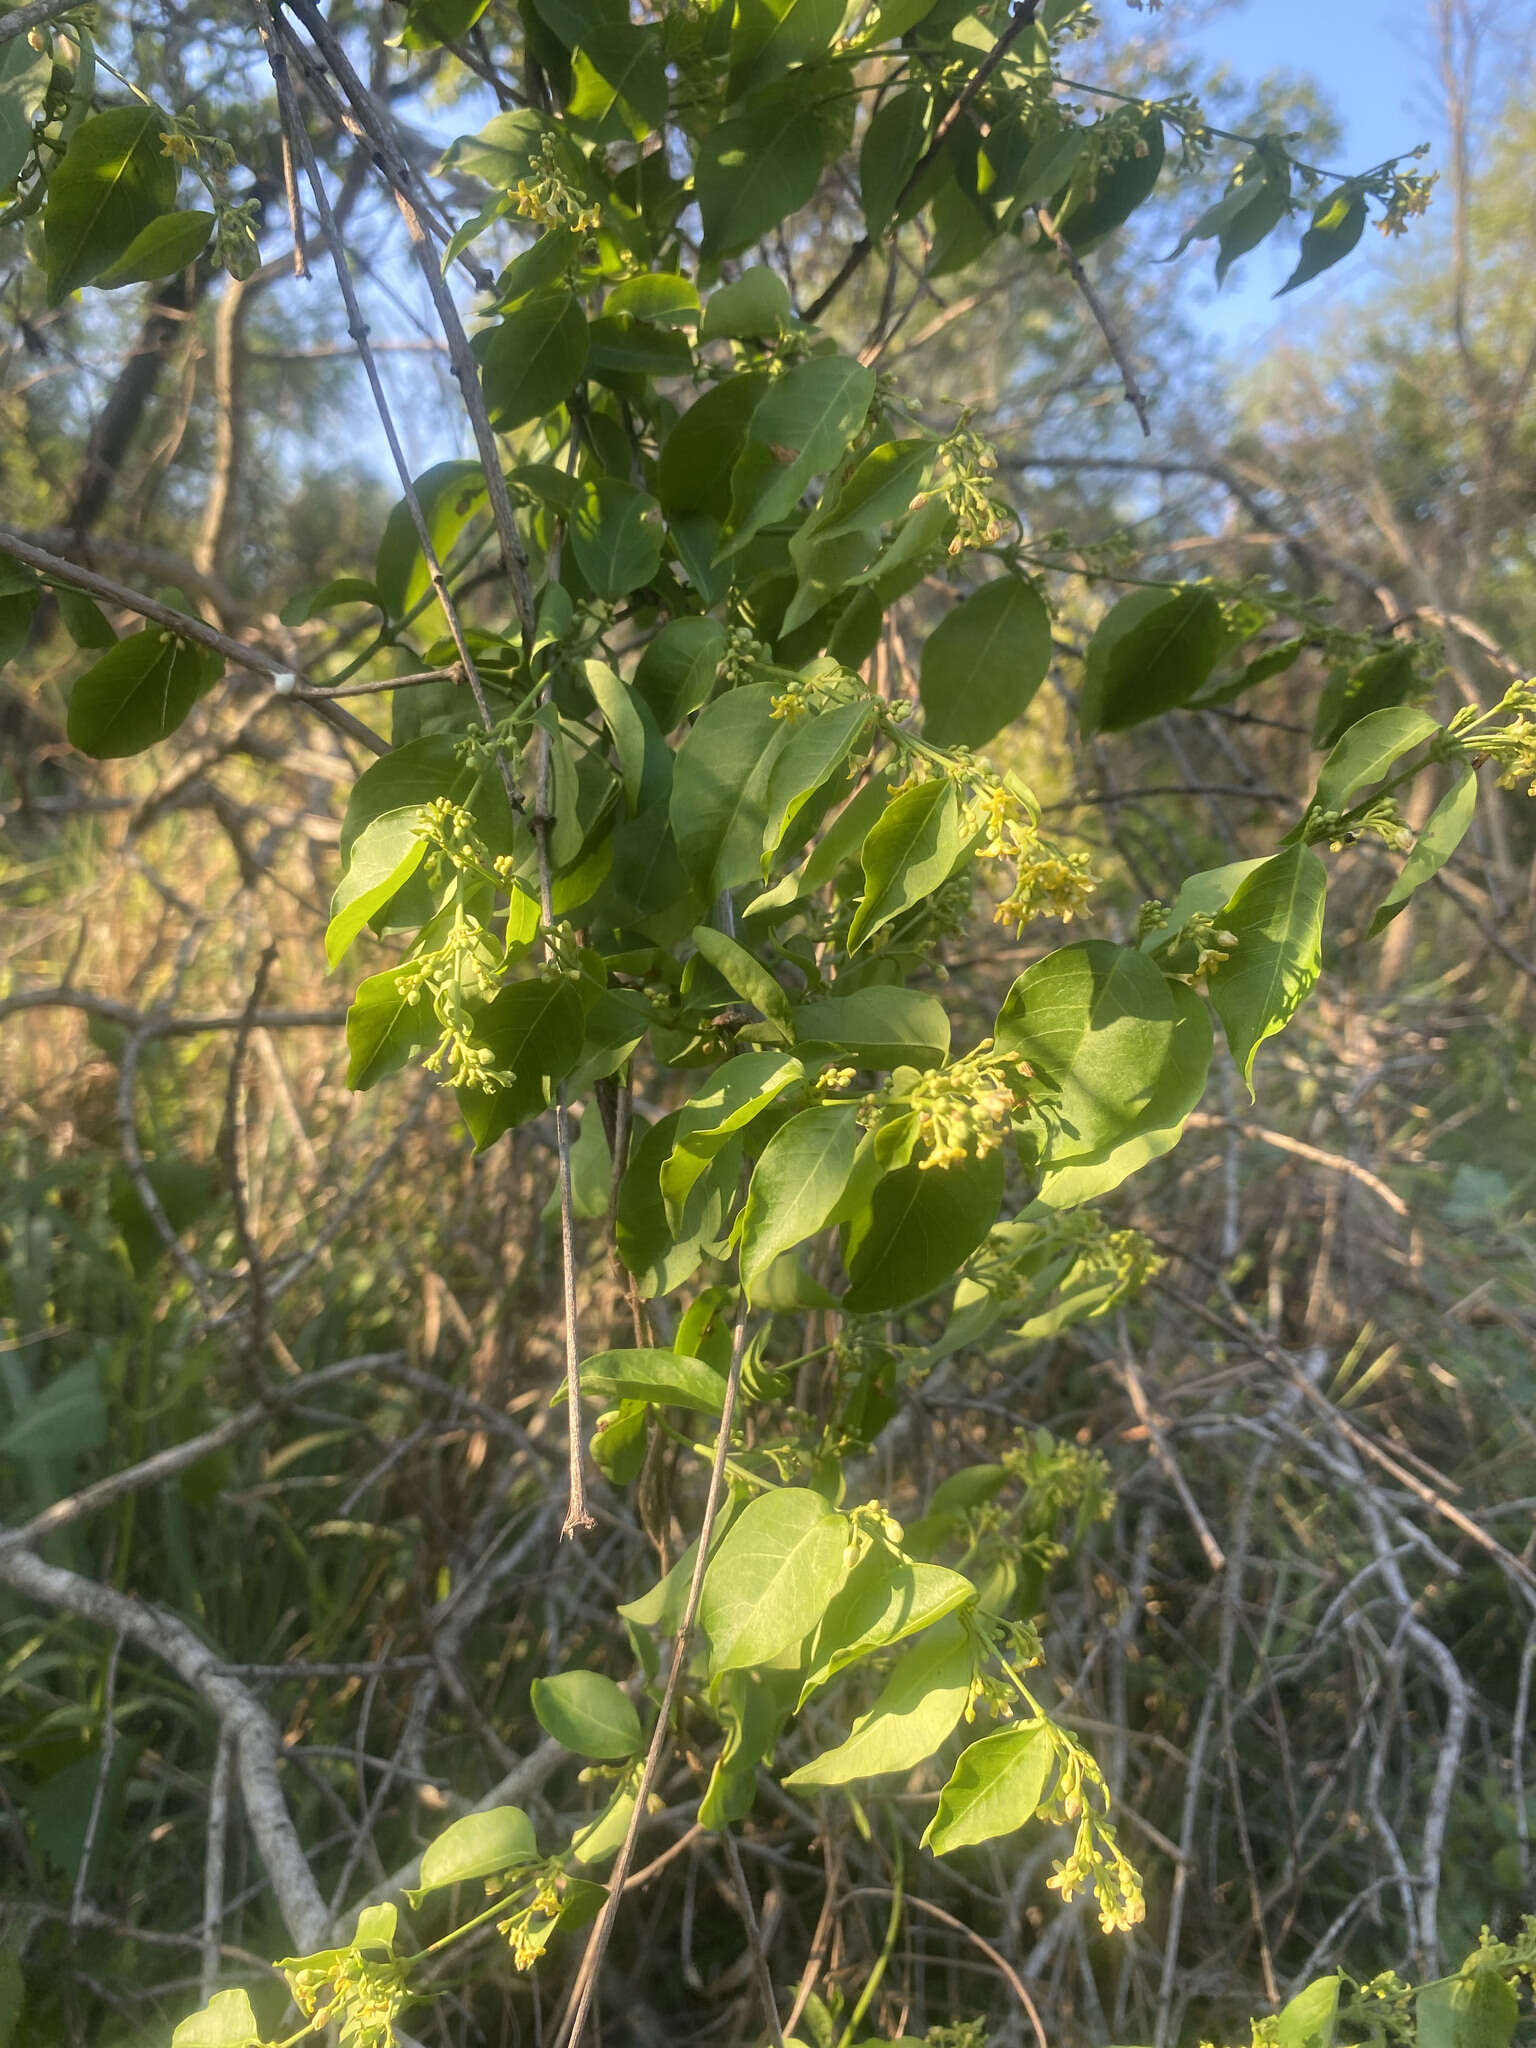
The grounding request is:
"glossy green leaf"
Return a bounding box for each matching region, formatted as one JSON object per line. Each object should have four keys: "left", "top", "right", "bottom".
{"left": 699, "top": 266, "right": 791, "bottom": 340}
{"left": 65, "top": 627, "right": 221, "bottom": 758}
{"left": 571, "top": 1779, "right": 636, "bottom": 1867}
{"left": 691, "top": 926, "right": 794, "bottom": 1035}
{"left": 1312, "top": 644, "right": 1419, "bottom": 749}
{"left": 570, "top": 479, "right": 664, "bottom": 599}
{"left": 739, "top": 1104, "right": 861, "bottom": 1302}
{"left": 922, "top": 1719, "right": 1052, "bottom": 1853}
{"left": 1448, "top": 1964, "right": 1520, "bottom": 2048}
{"left": 1369, "top": 762, "right": 1477, "bottom": 934}
{"left": 661, "top": 1049, "right": 803, "bottom": 1219}
{"left": 578, "top": 1347, "right": 728, "bottom": 1416}
{"left": 793, "top": 987, "right": 951, "bottom": 1070}
{"left": 1310, "top": 704, "right": 1439, "bottom": 814}
{"left": 847, "top": 778, "right": 962, "bottom": 951}
{"left": 701, "top": 1486, "right": 849, "bottom": 1676}
{"left": 842, "top": 1145, "right": 1005, "bottom": 1312}
{"left": 568, "top": 23, "right": 667, "bottom": 130}
{"left": 1079, "top": 585, "right": 1225, "bottom": 738}
{"left": 920, "top": 576, "right": 1052, "bottom": 749}
{"left": 699, "top": 1670, "right": 783, "bottom": 1828}
{"left": 762, "top": 698, "right": 877, "bottom": 861}
{"left": 813, "top": 439, "right": 933, "bottom": 542}
{"left": 785, "top": 1618, "right": 975, "bottom": 1786}
{"left": 55, "top": 586, "right": 116, "bottom": 650}
{"left": 657, "top": 373, "right": 770, "bottom": 519}
{"left": 860, "top": 87, "right": 929, "bottom": 236}
{"left": 606, "top": 272, "right": 698, "bottom": 325}
{"left": 459, "top": 974, "right": 587, "bottom": 1149}
{"left": 346, "top": 966, "right": 429, "bottom": 1090}
{"left": 479, "top": 291, "right": 589, "bottom": 429}
{"left": 670, "top": 683, "right": 789, "bottom": 893}
{"left": 94, "top": 209, "right": 214, "bottom": 287}
{"left": 1276, "top": 1976, "right": 1340, "bottom": 2048}
{"left": 729, "top": 0, "right": 842, "bottom": 96}
{"left": 375, "top": 460, "right": 486, "bottom": 632}
{"left": 170, "top": 1989, "right": 260, "bottom": 2048}
{"left": 325, "top": 809, "right": 428, "bottom": 969}
{"left": 1277, "top": 188, "right": 1366, "bottom": 296}
{"left": 1051, "top": 110, "right": 1164, "bottom": 251}
{"left": 798, "top": 1556, "right": 976, "bottom": 1706}
{"left": 44, "top": 107, "right": 176, "bottom": 302}
{"left": 634, "top": 616, "right": 726, "bottom": 731}
{"left": 0, "top": 32, "right": 52, "bottom": 188}
{"left": 994, "top": 942, "right": 1201, "bottom": 1202}
{"left": 531, "top": 1670, "right": 642, "bottom": 1758}
{"left": 696, "top": 95, "right": 826, "bottom": 259}
{"left": 1207, "top": 845, "right": 1327, "bottom": 1092}
{"left": 726, "top": 355, "right": 876, "bottom": 554}
{"left": 585, "top": 659, "right": 648, "bottom": 811}
{"left": 414, "top": 1805, "right": 537, "bottom": 1895}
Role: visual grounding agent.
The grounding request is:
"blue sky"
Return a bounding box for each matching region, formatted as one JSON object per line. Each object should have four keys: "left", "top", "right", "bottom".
{"left": 1163, "top": 0, "right": 1450, "bottom": 343}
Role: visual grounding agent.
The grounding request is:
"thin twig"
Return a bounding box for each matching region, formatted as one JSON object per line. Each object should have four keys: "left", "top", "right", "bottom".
{"left": 1035, "top": 202, "right": 1152, "bottom": 435}
{"left": 0, "top": 0, "right": 80, "bottom": 45}
{"left": 552, "top": 1303, "right": 751, "bottom": 2048}
{"left": 69, "top": 1632, "right": 124, "bottom": 1931}
{"left": 201, "top": 1729, "right": 236, "bottom": 2003}
{"left": 841, "top": 1888, "right": 1050, "bottom": 2048}
{"left": 723, "top": 1828, "right": 788, "bottom": 2048}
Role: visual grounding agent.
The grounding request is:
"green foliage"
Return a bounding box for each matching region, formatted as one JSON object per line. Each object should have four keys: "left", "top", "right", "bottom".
{"left": 5, "top": 4, "right": 1530, "bottom": 2046}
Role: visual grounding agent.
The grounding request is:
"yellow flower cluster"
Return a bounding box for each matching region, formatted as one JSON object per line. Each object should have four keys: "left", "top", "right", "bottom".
{"left": 905, "top": 1039, "right": 1027, "bottom": 1170}
{"left": 511, "top": 139, "right": 601, "bottom": 233}
{"left": 960, "top": 773, "right": 1095, "bottom": 930}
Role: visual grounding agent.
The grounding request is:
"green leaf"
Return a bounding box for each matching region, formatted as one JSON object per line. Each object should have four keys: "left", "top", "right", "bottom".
{"left": 531, "top": 1670, "right": 643, "bottom": 1758}
{"left": 55, "top": 586, "right": 117, "bottom": 649}
{"left": 670, "top": 683, "right": 789, "bottom": 894}
{"left": 634, "top": 616, "right": 726, "bottom": 730}
{"left": 702, "top": 1486, "right": 849, "bottom": 1677}
{"left": 920, "top": 576, "right": 1052, "bottom": 749}
{"left": 696, "top": 94, "right": 826, "bottom": 259}
{"left": 1051, "top": 110, "right": 1164, "bottom": 251}
{"left": 700, "top": 1669, "right": 784, "bottom": 1828}
{"left": 66, "top": 627, "right": 221, "bottom": 758}
{"left": 94, "top": 208, "right": 214, "bottom": 287}
{"left": 586, "top": 312, "right": 692, "bottom": 379}
{"left": 798, "top": 1556, "right": 976, "bottom": 1706}
{"left": 691, "top": 925, "right": 794, "bottom": 1035}
{"left": 994, "top": 942, "right": 1199, "bottom": 1201}
{"left": 584, "top": 659, "right": 648, "bottom": 812}
{"left": 0, "top": 32, "right": 53, "bottom": 188}
{"left": 793, "top": 988, "right": 951, "bottom": 1070}
{"left": 1146, "top": 859, "right": 1267, "bottom": 941}
{"left": 729, "top": 0, "right": 842, "bottom": 96}
{"left": 578, "top": 1347, "right": 728, "bottom": 1416}
{"left": 1449, "top": 1964, "right": 1520, "bottom": 2048}
{"left": 1312, "top": 644, "right": 1419, "bottom": 749}
{"left": 1369, "top": 762, "right": 1477, "bottom": 934}
{"left": 607, "top": 272, "right": 698, "bottom": 325}
{"left": 479, "top": 291, "right": 589, "bottom": 429}
{"left": 352, "top": 1902, "right": 398, "bottom": 1951}
{"left": 1276, "top": 1977, "right": 1340, "bottom": 2048}
{"left": 170, "top": 1988, "right": 260, "bottom": 2048}
{"left": 571, "top": 1778, "right": 636, "bottom": 1867}
{"left": 0, "top": 585, "right": 39, "bottom": 670}
{"left": 740, "top": 1104, "right": 861, "bottom": 1302}
{"left": 699, "top": 266, "right": 791, "bottom": 340}
{"left": 1276, "top": 188, "right": 1366, "bottom": 296}
{"left": 1033, "top": 978, "right": 1211, "bottom": 1210}
{"left": 842, "top": 1145, "right": 1005, "bottom": 1313}
{"left": 813, "top": 439, "right": 934, "bottom": 542}
{"left": 763, "top": 699, "right": 877, "bottom": 862}
{"left": 657, "top": 372, "right": 770, "bottom": 519}
{"left": 847, "top": 778, "right": 961, "bottom": 951}
{"left": 460, "top": 975, "right": 587, "bottom": 1149}
{"left": 1310, "top": 704, "right": 1439, "bottom": 814}
{"left": 570, "top": 478, "right": 664, "bottom": 599}
{"left": 860, "top": 87, "right": 929, "bottom": 237}
{"left": 413, "top": 1806, "right": 538, "bottom": 1896}
{"left": 375, "top": 460, "right": 486, "bottom": 631}
{"left": 726, "top": 355, "right": 876, "bottom": 554}
{"left": 346, "top": 965, "right": 430, "bottom": 1090}
{"left": 568, "top": 23, "right": 667, "bottom": 131}
{"left": 785, "top": 1618, "right": 975, "bottom": 1786}
{"left": 43, "top": 107, "right": 176, "bottom": 302}
{"left": 325, "top": 809, "right": 428, "bottom": 969}
{"left": 922, "top": 1719, "right": 1053, "bottom": 1853}
{"left": 661, "top": 1049, "right": 803, "bottom": 1220}
{"left": 1079, "top": 585, "right": 1225, "bottom": 738}
{"left": 1207, "top": 845, "right": 1327, "bottom": 1092}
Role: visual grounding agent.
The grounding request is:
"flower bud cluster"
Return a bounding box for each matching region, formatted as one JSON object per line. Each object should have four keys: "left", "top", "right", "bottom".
{"left": 1452, "top": 679, "right": 1536, "bottom": 797}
